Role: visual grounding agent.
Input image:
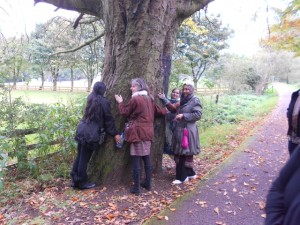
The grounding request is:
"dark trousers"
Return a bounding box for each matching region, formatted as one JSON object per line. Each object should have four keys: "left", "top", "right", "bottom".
{"left": 288, "top": 141, "right": 299, "bottom": 156}
{"left": 176, "top": 155, "right": 195, "bottom": 182}
{"left": 70, "top": 141, "right": 95, "bottom": 184}
{"left": 131, "top": 155, "right": 151, "bottom": 171}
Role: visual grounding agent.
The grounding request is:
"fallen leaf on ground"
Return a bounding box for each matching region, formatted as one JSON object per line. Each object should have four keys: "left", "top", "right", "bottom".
{"left": 214, "top": 207, "right": 220, "bottom": 215}
{"left": 157, "top": 216, "right": 163, "bottom": 220}
{"left": 105, "top": 213, "right": 116, "bottom": 220}
{"left": 256, "top": 201, "right": 266, "bottom": 210}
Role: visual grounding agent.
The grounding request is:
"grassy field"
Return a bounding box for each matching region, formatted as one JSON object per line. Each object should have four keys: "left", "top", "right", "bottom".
{"left": 11, "top": 90, "right": 88, "bottom": 104}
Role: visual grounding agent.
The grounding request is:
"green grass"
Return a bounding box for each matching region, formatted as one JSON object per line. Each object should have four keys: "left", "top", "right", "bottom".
{"left": 11, "top": 90, "right": 88, "bottom": 104}
{"left": 198, "top": 88, "right": 278, "bottom": 128}
{"left": 200, "top": 124, "right": 239, "bottom": 148}
{"left": 198, "top": 89, "right": 278, "bottom": 162}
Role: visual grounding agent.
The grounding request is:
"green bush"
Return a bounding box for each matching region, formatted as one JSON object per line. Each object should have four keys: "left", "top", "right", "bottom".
{"left": 0, "top": 88, "right": 86, "bottom": 190}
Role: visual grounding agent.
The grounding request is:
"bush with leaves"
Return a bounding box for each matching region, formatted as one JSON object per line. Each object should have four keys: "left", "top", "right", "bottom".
{"left": 0, "top": 88, "right": 86, "bottom": 189}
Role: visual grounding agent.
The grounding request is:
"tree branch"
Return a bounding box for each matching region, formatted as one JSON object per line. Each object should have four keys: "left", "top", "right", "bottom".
{"left": 177, "top": 0, "right": 215, "bottom": 18}
{"left": 73, "top": 12, "right": 84, "bottom": 29}
{"left": 50, "top": 32, "right": 104, "bottom": 56}
{"left": 34, "top": 0, "right": 103, "bottom": 18}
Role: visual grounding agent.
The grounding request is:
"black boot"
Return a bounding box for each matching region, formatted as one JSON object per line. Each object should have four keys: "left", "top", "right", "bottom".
{"left": 70, "top": 173, "right": 80, "bottom": 189}
{"left": 130, "top": 169, "right": 141, "bottom": 195}
{"left": 141, "top": 166, "right": 152, "bottom": 191}
{"left": 71, "top": 181, "right": 79, "bottom": 189}
{"left": 78, "top": 182, "right": 96, "bottom": 190}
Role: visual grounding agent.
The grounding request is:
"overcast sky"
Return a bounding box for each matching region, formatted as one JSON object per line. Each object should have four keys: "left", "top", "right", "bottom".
{"left": 0, "top": 0, "right": 77, "bottom": 37}
{"left": 0, "top": 0, "right": 286, "bottom": 56}
{"left": 207, "top": 0, "right": 285, "bottom": 55}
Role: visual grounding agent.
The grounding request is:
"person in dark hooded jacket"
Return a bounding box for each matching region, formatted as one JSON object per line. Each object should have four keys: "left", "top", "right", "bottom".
{"left": 265, "top": 145, "right": 300, "bottom": 225}
{"left": 71, "top": 82, "right": 121, "bottom": 190}
{"left": 287, "top": 89, "right": 300, "bottom": 155}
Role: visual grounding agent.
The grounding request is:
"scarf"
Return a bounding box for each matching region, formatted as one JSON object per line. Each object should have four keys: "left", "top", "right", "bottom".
{"left": 132, "top": 90, "right": 148, "bottom": 97}
{"left": 292, "top": 91, "right": 300, "bottom": 132}
{"left": 180, "top": 94, "right": 194, "bottom": 106}
{"left": 170, "top": 97, "right": 180, "bottom": 104}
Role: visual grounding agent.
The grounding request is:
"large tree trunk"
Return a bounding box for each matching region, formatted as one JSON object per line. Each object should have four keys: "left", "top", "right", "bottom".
{"left": 88, "top": 1, "right": 181, "bottom": 185}
{"left": 34, "top": 0, "right": 213, "bottom": 185}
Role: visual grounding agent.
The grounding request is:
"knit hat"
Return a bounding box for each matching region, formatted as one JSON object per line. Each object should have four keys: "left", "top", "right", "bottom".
{"left": 93, "top": 82, "right": 106, "bottom": 96}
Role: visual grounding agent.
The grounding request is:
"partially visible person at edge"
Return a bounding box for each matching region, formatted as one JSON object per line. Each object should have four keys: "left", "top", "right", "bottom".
{"left": 114, "top": 78, "right": 166, "bottom": 195}
{"left": 265, "top": 145, "right": 300, "bottom": 225}
{"left": 287, "top": 88, "right": 300, "bottom": 155}
{"left": 164, "top": 88, "right": 181, "bottom": 159}
{"left": 71, "top": 82, "right": 121, "bottom": 190}
{"left": 158, "top": 83, "right": 202, "bottom": 184}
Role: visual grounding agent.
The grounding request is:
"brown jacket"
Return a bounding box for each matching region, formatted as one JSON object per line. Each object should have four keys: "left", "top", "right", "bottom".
{"left": 118, "top": 94, "right": 166, "bottom": 142}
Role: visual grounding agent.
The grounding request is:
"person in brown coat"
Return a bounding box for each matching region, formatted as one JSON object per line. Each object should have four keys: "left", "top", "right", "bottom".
{"left": 115, "top": 78, "right": 166, "bottom": 195}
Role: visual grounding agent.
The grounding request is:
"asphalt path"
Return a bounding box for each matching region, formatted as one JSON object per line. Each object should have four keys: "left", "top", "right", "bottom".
{"left": 145, "top": 83, "right": 294, "bottom": 225}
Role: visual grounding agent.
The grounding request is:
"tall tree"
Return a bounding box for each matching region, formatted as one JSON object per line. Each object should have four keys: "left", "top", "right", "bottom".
{"left": 34, "top": 0, "right": 214, "bottom": 184}
{"left": 76, "top": 20, "right": 105, "bottom": 91}
{"left": 263, "top": 0, "right": 300, "bottom": 56}
{"left": 51, "top": 16, "right": 105, "bottom": 92}
{"left": 0, "top": 36, "right": 29, "bottom": 88}
{"left": 175, "top": 12, "right": 232, "bottom": 89}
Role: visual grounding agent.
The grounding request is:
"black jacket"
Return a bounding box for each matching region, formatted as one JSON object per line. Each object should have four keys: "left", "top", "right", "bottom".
{"left": 75, "top": 96, "right": 118, "bottom": 143}
{"left": 265, "top": 146, "right": 300, "bottom": 225}
{"left": 100, "top": 97, "right": 118, "bottom": 137}
{"left": 287, "top": 89, "right": 300, "bottom": 137}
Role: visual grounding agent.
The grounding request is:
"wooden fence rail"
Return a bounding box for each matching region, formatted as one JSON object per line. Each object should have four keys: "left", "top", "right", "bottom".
{"left": 196, "top": 87, "right": 229, "bottom": 95}
{"left": 5, "top": 84, "right": 229, "bottom": 95}
{"left": 1, "top": 128, "right": 64, "bottom": 165}
{"left": 4, "top": 84, "right": 89, "bottom": 92}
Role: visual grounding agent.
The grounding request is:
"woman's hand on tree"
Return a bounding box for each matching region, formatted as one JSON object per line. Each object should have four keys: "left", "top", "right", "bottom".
{"left": 115, "top": 134, "right": 121, "bottom": 143}
{"left": 115, "top": 95, "right": 123, "bottom": 103}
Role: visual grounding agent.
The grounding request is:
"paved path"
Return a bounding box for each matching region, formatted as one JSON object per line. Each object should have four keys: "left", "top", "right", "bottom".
{"left": 145, "top": 83, "right": 293, "bottom": 225}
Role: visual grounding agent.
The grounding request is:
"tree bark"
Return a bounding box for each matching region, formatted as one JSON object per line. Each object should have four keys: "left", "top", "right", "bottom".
{"left": 50, "top": 66, "right": 59, "bottom": 91}
{"left": 34, "top": 0, "right": 214, "bottom": 185}
{"left": 70, "top": 66, "right": 74, "bottom": 92}
{"left": 39, "top": 70, "right": 45, "bottom": 90}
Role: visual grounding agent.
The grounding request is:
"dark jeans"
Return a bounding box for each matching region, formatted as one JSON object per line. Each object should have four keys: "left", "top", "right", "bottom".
{"left": 70, "top": 141, "right": 97, "bottom": 184}
{"left": 288, "top": 141, "right": 299, "bottom": 156}
{"left": 131, "top": 155, "right": 151, "bottom": 171}
{"left": 176, "top": 155, "right": 195, "bottom": 182}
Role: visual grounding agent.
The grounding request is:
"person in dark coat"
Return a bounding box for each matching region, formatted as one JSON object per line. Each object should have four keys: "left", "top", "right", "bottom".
{"left": 115, "top": 78, "right": 166, "bottom": 195}
{"left": 71, "top": 82, "right": 121, "bottom": 190}
{"left": 158, "top": 82, "right": 202, "bottom": 184}
{"left": 265, "top": 145, "right": 300, "bottom": 225}
{"left": 287, "top": 89, "right": 300, "bottom": 155}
